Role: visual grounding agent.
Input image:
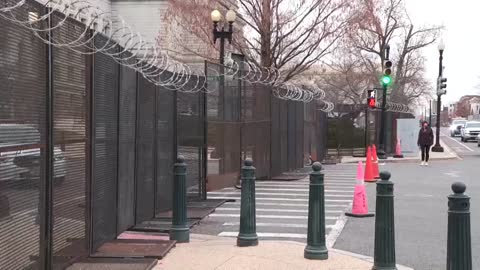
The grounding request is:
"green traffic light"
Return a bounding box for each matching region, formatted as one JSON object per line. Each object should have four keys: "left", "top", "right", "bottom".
{"left": 381, "top": 75, "right": 392, "bottom": 86}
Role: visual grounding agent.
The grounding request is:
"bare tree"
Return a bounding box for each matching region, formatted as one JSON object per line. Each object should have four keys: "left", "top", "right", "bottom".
{"left": 323, "top": 0, "right": 442, "bottom": 106}
{"left": 315, "top": 48, "right": 376, "bottom": 106}
{"left": 162, "top": 0, "right": 352, "bottom": 82}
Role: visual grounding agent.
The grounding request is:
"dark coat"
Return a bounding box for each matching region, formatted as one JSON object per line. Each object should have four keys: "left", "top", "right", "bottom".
{"left": 417, "top": 127, "right": 434, "bottom": 146}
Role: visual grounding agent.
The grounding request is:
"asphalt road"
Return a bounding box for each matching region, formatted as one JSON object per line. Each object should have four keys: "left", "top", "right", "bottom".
{"left": 440, "top": 127, "right": 480, "bottom": 158}
{"left": 334, "top": 156, "right": 480, "bottom": 269}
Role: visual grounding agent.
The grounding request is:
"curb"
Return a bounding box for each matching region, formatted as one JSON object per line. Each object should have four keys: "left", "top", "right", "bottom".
{"left": 330, "top": 249, "right": 414, "bottom": 270}
{"left": 340, "top": 156, "right": 459, "bottom": 164}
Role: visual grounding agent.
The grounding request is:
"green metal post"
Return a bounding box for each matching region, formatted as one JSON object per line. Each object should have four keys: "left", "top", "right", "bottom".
{"left": 237, "top": 158, "right": 258, "bottom": 247}
{"left": 373, "top": 171, "right": 396, "bottom": 270}
{"left": 304, "top": 162, "right": 328, "bottom": 260}
{"left": 170, "top": 156, "right": 190, "bottom": 243}
{"left": 447, "top": 182, "right": 472, "bottom": 270}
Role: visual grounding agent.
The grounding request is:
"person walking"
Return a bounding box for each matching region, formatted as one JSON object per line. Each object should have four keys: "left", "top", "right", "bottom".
{"left": 417, "top": 121, "right": 434, "bottom": 166}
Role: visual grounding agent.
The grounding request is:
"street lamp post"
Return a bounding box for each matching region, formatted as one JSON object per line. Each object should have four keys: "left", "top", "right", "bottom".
{"left": 211, "top": 9, "right": 236, "bottom": 65}
{"left": 211, "top": 9, "right": 236, "bottom": 177}
{"left": 432, "top": 39, "right": 445, "bottom": 152}
{"left": 211, "top": 9, "right": 236, "bottom": 119}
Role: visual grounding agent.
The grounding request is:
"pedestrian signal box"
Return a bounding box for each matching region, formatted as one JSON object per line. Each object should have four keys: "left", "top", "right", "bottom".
{"left": 367, "top": 89, "right": 376, "bottom": 109}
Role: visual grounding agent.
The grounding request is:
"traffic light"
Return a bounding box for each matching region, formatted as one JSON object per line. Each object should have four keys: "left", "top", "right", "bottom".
{"left": 367, "top": 89, "right": 376, "bottom": 108}
{"left": 381, "top": 60, "right": 393, "bottom": 86}
{"left": 437, "top": 76, "right": 447, "bottom": 95}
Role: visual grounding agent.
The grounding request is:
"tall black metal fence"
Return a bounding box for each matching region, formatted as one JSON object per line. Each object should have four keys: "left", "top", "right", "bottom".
{"left": 0, "top": 1, "right": 330, "bottom": 268}
{"left": 0, "top": 2, "right": 204, "bottom": 269}
{"left": 205, "top": 61, "right": 328, "bottom": 190}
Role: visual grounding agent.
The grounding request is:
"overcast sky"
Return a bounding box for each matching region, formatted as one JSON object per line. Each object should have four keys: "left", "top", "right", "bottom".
{"left": 405, "top": 0, "right": 480, "bottom": 105}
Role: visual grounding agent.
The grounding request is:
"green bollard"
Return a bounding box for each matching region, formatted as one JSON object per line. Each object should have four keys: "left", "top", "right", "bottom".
{"left": 304, "top": 162, "right": 328, "bottom": 260}
{"left": 373, "top": 171, "right": 396, "bottom": 270}
{"left": 237, "top": 158, "right": 258, "bottom": 247}
{"left": 447, "top": 182, "right": 472, "bottom": 270}
{"left": 170, "top": 156, "right": 190, "bottom": 243}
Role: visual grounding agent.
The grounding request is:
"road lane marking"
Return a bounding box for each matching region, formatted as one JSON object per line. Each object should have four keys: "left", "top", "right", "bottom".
{"left": 326, "top": 211, "right": 349, "bottom": 248}
{"left": 209, "top": 213, "right": 337, "bottom": 220}
{"left": 222, "top": 187, "right": 352, "bottom": 192}
{"left": 403, "top": 194, "right": 433, "bottom": 198}
{"left": 207, "top": 196, "right": 351, "bottom": 203}
{"left": 222, "top": 222, "right": 335, "bottom": 229}
{"left": 208, "top": 192, "right": 352, "bottom": 198}
{"left": 219, "top": 232, "right": 310, "bottom": 239}
{"left": 225, "top": 202, "right": 349, "bottom": 208}
{"left": 444, "top": 171, "right": 460, "bottom": 178}
{"left": 255, "top": 183, "right": 354, "bottom": 187}
{"left": 441, "top": 132, "right": 474, "bottom": 152}
{"left": 216, "top": 208, "right": 343, "bottom": 214}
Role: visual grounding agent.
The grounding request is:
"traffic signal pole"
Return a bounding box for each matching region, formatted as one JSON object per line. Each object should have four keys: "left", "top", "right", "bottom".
{"left": 432, "top": 48, "right": 445, "bottom": 152}
{"left": 377, "top": 84, "right": 388, "bottom": 159}
{"left": 377, "top": 45, "right": 391, "bottom": 160}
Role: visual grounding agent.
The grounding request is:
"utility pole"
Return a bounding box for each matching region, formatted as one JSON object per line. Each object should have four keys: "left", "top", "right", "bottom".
{"left": 377, "top": 45, "right": 392, "bottom": 160}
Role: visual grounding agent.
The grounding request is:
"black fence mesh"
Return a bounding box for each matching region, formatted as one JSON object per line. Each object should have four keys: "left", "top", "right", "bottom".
{"left": 176, "top": 75, "right": 205, "bottom": 198}
{"left": 156, "top": 82, "right": 175, "bottom": 213}
{"left": 51, "top": 12, "right": 90, "bottom": 267}
{"left": 327, "top": 104, "right": 367, "bottom": 157}
{"left": 0, "top": 1, "right": 46, "bottom": 268}
{"left": 116, "top": 53, "right": 137, "bottom": 234}
{"left": 1, "top": 0, "right": 334, "bottom": 267}
{"left": 91, "top": 35, "right": 119, "bottom": 251}
{"left": 0, "top": 1, "right": 205, "bottom": 268}
{"left": 135, "top": 75, "right": 156, "bottom": 224}
{"left": 270, "top": 98, "right": 307, "bottom": 176}
{"left": 204, "top": 60, "right": 327, "bottom": 189}
{"left": 241, "top": 80, "right": 271, "bottom": 178}
{"left": 205, "top": 62, "right": 241, "bottom": 190}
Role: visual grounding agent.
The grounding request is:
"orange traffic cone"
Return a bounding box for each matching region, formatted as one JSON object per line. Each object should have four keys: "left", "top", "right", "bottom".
{"left": 394, "top": 138, "right": 404, "bottom": 158}
{"left": 372, "top": 145, "right": 380, "bottom": 179}
{"left": 364, "top": 146, "right": 375, "bottom": 182}
{"left": 346, "top": 161, "right": 374, "bottom": 217}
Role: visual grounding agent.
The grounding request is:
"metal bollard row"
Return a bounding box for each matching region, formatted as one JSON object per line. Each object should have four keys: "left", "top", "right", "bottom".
{"left": 171, "top": 157, "right": 473, "bottom": 269}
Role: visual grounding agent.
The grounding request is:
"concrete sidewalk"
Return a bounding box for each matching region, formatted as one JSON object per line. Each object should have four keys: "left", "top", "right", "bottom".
{"left": 341, "top": 139, "right": 459, "bottom": 164}
{"left": 153, "top": 234, "right": 413, "bottom": 270}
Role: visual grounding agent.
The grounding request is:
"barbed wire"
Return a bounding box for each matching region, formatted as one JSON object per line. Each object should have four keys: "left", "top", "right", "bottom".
{"left": 0, "top": 0, "right": 207, "bottom": 91}
{"left": 0, "top": 0, "right": 335, "bottom": 107}
{"left": 223, "top": 55, "right": 334, "bottom": 107}
{"left": 378, "top": 101, "right": 412, "bottom": 113}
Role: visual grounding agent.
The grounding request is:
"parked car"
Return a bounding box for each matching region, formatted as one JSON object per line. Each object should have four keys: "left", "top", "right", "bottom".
{"left": 450, "top": 119, "right": 467, "bottom": 137}
{"left": 460, "top": 121, "right": 480, "bottom": 142}
{"left": 0, "top": 124, "right": 66, "bottom": 187}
